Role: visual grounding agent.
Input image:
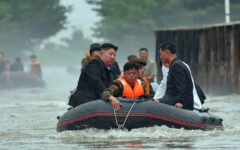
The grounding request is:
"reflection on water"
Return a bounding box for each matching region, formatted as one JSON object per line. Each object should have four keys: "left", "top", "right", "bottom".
{"left": 0, "top": 66, "right": 240, "bottom": 150}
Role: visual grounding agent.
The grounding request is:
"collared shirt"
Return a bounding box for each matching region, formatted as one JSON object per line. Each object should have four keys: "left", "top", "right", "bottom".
{"left": 182, "top": 62, "right": 202, "bottom": 109}
{"left": 144, "top": 59, "right": 157, "bottom": 82}
{"left": 153, "top": 65, "right": 169, "bottom": 99}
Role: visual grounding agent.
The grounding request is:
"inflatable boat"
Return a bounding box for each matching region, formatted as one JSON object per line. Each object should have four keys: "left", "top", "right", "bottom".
{"left": 57, "top": 98, "right": 223, "bottom": 132}
{"left": 0, "top": 71, "right": 45, "bottom": 89}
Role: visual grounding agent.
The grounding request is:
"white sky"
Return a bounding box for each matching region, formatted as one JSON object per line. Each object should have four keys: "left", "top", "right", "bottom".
{"left": 45, "top": 0, "right": 101, "bottom": 46}
{"left": 60, "top": 0, "right": 101, "bottom": 39}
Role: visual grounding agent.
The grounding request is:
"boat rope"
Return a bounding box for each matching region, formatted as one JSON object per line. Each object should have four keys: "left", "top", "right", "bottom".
{"left": 113, "top": 99, "right": 137, "bottom": 129}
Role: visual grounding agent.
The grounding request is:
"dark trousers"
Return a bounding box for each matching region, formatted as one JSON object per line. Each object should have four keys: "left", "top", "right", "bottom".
{"left": 159, "top": 95, "right": 176, "bottom": 106}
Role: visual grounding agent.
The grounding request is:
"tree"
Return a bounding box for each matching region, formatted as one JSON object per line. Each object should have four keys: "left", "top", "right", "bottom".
{"left": 0, "top": 0, "right": 71, "bottom": 57}
{"left": 64, "top": 30, "right": 92, "bottom": 51}
{"left": 87, "top": 0, "right": 240, "bottom": 58}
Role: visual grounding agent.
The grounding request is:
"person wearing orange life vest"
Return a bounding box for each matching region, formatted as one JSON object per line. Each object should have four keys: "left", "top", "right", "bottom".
{"left": 134, "top": 58, "right": 155, "bottom": 96}
{"left": 102, "top": 62, "right": 153, "bottom": 111}
{"left": 29, "top": 55, "right": 42, "bottom": 78}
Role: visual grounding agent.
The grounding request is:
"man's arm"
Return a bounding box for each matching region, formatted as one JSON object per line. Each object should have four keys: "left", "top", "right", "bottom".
{"left": 147, "top": 62, "right": 157, "bottom": 81}
{"left": 102, "top": 81, "right": 123, "bottom": 111}
{"left": 84, "top": 60, "right": 106, "bottom": 97}
{"left": 154, "top": 65, "right": 168, "bottom": 100}
{"left": 171, "top": 64, "right": 189, "bottom": 106}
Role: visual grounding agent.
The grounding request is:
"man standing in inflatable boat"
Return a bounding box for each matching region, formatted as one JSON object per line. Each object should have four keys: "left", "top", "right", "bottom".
{"left": 68, "top": 43, "right": 118, "bottom": 108}
{"left": 155, "top": 42, "right": 206, "bottom": 110}
{"left": 102, "top": 62, "right": 154, "bottom": 111}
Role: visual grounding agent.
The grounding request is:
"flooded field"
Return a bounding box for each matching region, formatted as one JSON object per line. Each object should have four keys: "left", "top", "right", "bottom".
{"left": 0, "top": 66, "right": 240, "bottom": 150}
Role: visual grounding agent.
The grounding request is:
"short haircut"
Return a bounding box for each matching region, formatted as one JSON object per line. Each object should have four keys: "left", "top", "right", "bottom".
{"left": 30, "top": 55, "right": 37, "bottom": 59}
{"left": 134, "top": 58, "right": 146, "bottom": 67}
{"left": 159, "top": 42, "right": 176, "bottom": 54}
{"left": 127, "top": 55, "right": 137, "bottom": 61}
{"left": 139, "top": 48, "right": 148, "bottom": 53}
{"left": 123, "top": 62, "right": 139, "bottom": 71}
{"left": 90, "top": 46, "right": 101, "bottom": 56}
{"left": 101, "top": 43, "right": 118, "bottom": 51}
{"left": 90, "top": 43, "right": 101, "bottom": 49}
{"left": 0, "top": 52, "right": 4, "bottom": 56}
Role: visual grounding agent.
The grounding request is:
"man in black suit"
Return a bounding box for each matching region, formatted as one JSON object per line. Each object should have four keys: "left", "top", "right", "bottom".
{"left": 156, "top": 42, "right": 205, "bottom": 110}
{"left": 68, "top": 43, "right": 118, "bottom": 108}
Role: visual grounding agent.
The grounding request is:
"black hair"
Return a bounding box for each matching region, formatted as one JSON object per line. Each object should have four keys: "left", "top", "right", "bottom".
{"left": 90, "top": 46, "right": 101, "bottom": 56}
{"left": 90, "top": 43, "right": 101, "bottom": 49}
{"left": 127, "top": 55, "right": 137, "bottom": 61}
{"left": 123, "top": 62, "right": 139, "bottom": 71}
{"left": 159, "top": 42, "right": 176, "bottom": 54}
{"left": 30, "top": 55, "right": 37, "bottom": 59}
{"left": 135, "top": 58, "right": 146, "bottom": 67}
{"left": 101, "top": 43, "right": 118, "bottom": 51}
{"left": 139, "top": 48, "right": 148, "bottom": 53}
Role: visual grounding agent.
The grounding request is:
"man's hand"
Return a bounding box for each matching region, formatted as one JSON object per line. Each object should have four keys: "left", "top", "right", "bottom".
{"left": 109, "top": 96, "right": 122, "bottom": 111}
{"left": 147, "top": 75, "right": 155, "bottom": 81}
{"left": 153, "top": 99, "right": 159, "bottom": 102}
{"left": 175, "top": 103, "right": 183, "bottom": 108}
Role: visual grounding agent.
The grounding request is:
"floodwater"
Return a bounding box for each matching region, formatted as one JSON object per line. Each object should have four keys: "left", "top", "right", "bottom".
{"left": 0, "top": 66, "right": 240, "bottom": 150}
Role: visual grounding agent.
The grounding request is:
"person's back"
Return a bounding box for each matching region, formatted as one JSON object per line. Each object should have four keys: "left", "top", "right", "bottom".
{"left": 10, "top": 57, "right": 24, "bottom": 72}
{"left": 164, "top": 58, "right": 194, "bottom": 109}
{"left": 68, "top": 43, "right": 118, "bottom": 108}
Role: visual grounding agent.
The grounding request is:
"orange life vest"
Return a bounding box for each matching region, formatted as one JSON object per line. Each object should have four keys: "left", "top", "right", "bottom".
{"left": 117, "top": 76, "right": 144, "bottom": 98}
{"left": 142, "top": 76, "right": 150, "bottom": 95}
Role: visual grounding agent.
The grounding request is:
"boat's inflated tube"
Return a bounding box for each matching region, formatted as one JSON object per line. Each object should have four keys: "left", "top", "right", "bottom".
{"left": 57, "top": 98, "right": 223, "bottom": 132}
{"left": 0, "top": 71, "right": 45, "bottom": 89}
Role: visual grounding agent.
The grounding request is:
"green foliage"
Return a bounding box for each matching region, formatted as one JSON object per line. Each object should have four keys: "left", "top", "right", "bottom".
{"left": 63, "top": 30, "right": 92, "bottom": 51}
{"left": 0, "top": 0, "right": 71, "bottom": 54}
{"left": 87, "top": 0, "right": 240, "bottom": 57}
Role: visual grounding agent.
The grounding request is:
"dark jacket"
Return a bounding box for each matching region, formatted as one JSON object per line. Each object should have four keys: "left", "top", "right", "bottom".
{"left": 10, "top": 62, "right": 24, "bottom": 72}
{"left": 161, "top": 58, "right": 194, "bottom": 110}
{"left": 68, "top": 56, "right": 113, "bottom": 107}
{"left": 110, "top": 61, "right": 121, "bottom": 80}
{"left": 195, "top": 82, "right": 206, "bottom": 104}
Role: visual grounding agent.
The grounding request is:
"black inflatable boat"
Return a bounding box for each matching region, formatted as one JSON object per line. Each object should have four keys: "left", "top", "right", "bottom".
{"left": 57, "top": 98, "right": 223, "bottom": 132}
{"left": 0, "top": 71, "right": 45, "bottom": 89}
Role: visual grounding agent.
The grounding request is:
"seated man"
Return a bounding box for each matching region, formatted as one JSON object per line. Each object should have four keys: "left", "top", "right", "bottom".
{"left": 157, "top": 42, "right": 204, "bottom": 110}
{"left": 68, "top": 43, "right": 118, "bottom": 108}
{"left": 102, "top": 62, "right": 153, "bottom": 111}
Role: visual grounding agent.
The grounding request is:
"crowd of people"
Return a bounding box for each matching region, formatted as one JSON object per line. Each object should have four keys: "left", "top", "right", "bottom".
{"left": 0, "top": 52, "right": 42, "bottom": 79}
{"left": 68, "top": 42, "right": 206, "bottom": 111}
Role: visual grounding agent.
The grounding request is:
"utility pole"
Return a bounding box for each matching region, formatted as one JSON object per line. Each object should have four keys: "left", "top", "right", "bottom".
{"left": 225, "top": 0, "right": 230, "bottom": 23}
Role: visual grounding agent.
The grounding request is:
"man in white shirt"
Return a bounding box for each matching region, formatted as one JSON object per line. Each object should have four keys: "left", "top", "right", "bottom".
{"left": 153, "top": 62, "right": 169, "bottom": 101}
